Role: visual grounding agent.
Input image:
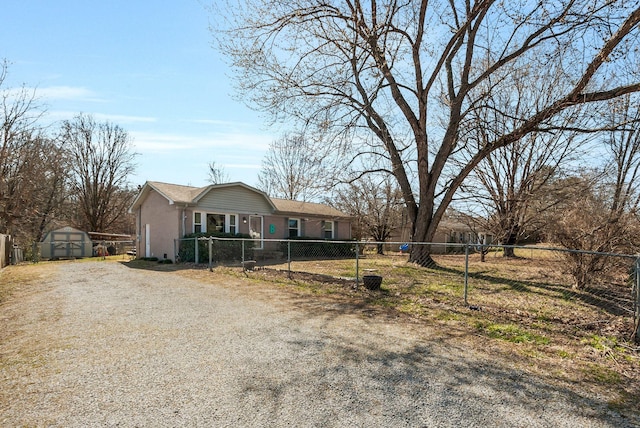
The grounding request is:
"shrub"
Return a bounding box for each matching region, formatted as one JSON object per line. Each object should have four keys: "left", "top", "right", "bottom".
{"left": 178, "top": 232, "right": 254, "bottom": 263}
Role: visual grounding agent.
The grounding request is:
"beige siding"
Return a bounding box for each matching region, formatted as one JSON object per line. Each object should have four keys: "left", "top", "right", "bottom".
{"left": 196, "top": 186, "right": 273, "bottom": 214}
{"left": 303, "top": 219, "right": 322, "bottom": 237}
{"left": 139, "top": 189, "right": 181, "bottom": 260}
{"left": 263, "top": 215, "right": 287, "bottom": 239}
{"left": 336, "top": 220, "right": 351, "bottom": 240}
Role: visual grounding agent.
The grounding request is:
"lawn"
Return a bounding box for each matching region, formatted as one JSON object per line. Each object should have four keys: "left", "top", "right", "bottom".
{"left": 191, "top": 250, "right": 639, "bottom": 414}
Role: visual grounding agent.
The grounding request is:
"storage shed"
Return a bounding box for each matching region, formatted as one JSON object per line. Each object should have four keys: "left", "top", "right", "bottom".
{"left": 40, "top": 227, "right": 93, "bottom": 259}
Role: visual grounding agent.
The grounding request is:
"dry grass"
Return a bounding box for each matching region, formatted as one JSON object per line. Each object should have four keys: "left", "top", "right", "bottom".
{"left": 0, "top": 262, "right": 60, "bottom": 304}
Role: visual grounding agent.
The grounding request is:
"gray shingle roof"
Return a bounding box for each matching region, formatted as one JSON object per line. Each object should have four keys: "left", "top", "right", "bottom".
{"left": 138, "top": 181, "right": 349, "bottom": 218}
{"left": 270, "top": 198, "right": 350, "bottom": 218}
{"left": 148, "top": 181, "right": 205, "bottom": 204}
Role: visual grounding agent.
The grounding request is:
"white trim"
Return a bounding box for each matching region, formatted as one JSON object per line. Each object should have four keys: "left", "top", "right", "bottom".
{"left": 193, "top": 212, "right": 203, "bottom": 233}
{"left": 204, "top": 212, "right": 239, "bottom": 234}
{"left": 288, "top": 218, "right": 300, "bottom": 238}
{"left": 323, "top": 220, "right": 334, "bottom": 239}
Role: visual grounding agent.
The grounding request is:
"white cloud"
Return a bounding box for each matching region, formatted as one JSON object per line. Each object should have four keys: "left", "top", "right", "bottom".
{"left": 42, "top": 110, "right": 157, "bottom": 125}
{"left": 91, "top": 113, "right": 157, "bottom": 124}
{"left": 130, "top": 130, "right": 272, "bottom": 153}
{"left": 34, "top": 86, "right": 104, "bottom": 102}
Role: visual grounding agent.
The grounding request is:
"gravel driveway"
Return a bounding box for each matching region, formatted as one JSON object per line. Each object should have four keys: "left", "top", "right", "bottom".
{"left": 0, "top": 261, "right": 635, "bottom": 427}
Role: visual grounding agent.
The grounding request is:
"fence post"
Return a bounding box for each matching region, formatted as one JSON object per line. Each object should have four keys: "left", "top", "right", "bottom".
{"left": 195, "top": 237, "right": 199, "bottom": 264}
{"left": 355, "top": 242, "right": 360, "bottom": 288}
{"left": 464, "top": 243, "right": 470, "bottom": 306}
{"left": 208, "top": 238, "right": 213, "bottom": 271}
{"left": 287, "top": 240, "right": 291, "bottom": 279}
{"left": 242, "top": 239, "right": 245, "bottom": 265}
{"left": 634, "top": 257, "right": 640, "bottom": 343}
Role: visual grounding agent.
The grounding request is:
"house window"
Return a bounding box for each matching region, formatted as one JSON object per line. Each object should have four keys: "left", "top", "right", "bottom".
{"left": 207, "top": 214, "right": 225, "bottom": 233}
{"left": 288, "top": 218, "right": 300, "bottom": 237}
{"left": 204, "top": 213, "right": 238, "bottom": 234}
{"left": 194, "top": 212, "right": 202, "bottom": 233}
{"left": 322, "top": 221, "right": 334, "bottom": 239}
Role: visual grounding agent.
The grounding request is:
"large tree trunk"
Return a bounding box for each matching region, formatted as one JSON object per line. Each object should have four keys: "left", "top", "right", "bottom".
{"left": 407, "top": 203, "right": 439, "bottom": 267}
{"left": 503, "top": 231, "right": 518, "bottom": 258}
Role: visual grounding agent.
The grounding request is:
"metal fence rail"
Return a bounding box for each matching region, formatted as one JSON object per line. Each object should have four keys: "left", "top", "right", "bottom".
{"left": 175, "top": 236, "right": 640, "bottom": 343}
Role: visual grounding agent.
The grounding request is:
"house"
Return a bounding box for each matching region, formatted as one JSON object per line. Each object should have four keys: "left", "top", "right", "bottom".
{"left": 129, "top": 181, "right": 352, "bottom": 261}
{"left": 388, "top": 216, "right": 493, "bottom": 253}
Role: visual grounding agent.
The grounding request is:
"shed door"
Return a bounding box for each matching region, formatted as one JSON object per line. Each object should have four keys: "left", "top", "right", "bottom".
{"left": 51, "top": 231, "right": 86, "bottom": 258}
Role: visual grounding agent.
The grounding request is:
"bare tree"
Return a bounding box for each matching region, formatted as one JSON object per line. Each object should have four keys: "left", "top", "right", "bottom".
{"left": 257, "top": 133, "right": 327, "bottom": 201}
{"left": 19, "top": 136, "right": 70, "bottom": 244}
{"left": 207, "top": 161, "right": 230, "bottom": 184}
{"left": 213, "top": 1, "right": 640, "bottom": 266}
{"left": 459, "top": 67, "right": 587, "bottom": 257}
{"left": 550, "top": 95, "right": 640, "bottom": 288}
{"left": 61, "top": 114, "right": 137, "bottom": 233}
{"left": 331, "top": 174, "right": 404, "bottom": 254}
{"left": 0, "top": 60, "right": 46, "bottom": 239}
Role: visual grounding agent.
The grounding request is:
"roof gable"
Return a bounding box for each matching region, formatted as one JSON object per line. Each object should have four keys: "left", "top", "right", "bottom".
{"left": 194, "top": 182, "right": 276, "bottom": 213}
{"left": 129, "top": 181, "right": 205, "bottom": 211}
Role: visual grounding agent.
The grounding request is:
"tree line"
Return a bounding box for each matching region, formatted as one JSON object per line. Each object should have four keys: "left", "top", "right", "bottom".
{"left": 0, "top": 61, "right": 137, "bottom": 252}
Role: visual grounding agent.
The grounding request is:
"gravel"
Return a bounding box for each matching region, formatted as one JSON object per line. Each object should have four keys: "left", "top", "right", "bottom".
{"left": 0, "top": 261, "right": 636, "bottom": 427}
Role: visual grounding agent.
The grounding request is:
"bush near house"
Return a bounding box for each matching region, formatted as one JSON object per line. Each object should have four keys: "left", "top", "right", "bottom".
{"left": 179, "top": 232, "right": 255, "bottom": 263}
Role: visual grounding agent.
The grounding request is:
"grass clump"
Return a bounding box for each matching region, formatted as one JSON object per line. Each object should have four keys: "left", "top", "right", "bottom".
{"left": 583, "top": 364, "right": 622, "bottom": 384}
{"left": 478, "top": 322, "right": 550, "bottom": 345}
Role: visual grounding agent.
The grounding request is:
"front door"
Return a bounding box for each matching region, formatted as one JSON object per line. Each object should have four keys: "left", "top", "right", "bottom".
{"left": 249, "top": 216, "right": 263, "bottom": 249}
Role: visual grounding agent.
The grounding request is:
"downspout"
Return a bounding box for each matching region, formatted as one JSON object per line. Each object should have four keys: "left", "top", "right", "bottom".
{"left": 181, "top": 207, "right": 186, "bottom": 237}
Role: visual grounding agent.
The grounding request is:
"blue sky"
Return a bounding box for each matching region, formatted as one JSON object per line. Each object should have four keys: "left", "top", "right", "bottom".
{"left": 1, "top": 0, "right": 275, "bottom": 187}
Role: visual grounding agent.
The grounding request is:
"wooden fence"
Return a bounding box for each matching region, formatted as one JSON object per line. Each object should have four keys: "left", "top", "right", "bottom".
{"left": 0, "top": 234, "right": 11, "bottom": 269}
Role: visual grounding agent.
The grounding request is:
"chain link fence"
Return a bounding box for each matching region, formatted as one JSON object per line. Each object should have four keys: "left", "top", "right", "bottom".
{"left": 31, "top": 240, "right": 136, "bottom": 262}
{"left": 176, "top": 236, "right": 640, "bottom": 345}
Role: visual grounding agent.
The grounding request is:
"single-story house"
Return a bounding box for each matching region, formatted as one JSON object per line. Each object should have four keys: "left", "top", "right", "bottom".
{"left": 388, "top": 218, "right": 493, "bottom": 253}
{"left": 129, "top": 181, "right": 352, "bottom": 261}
